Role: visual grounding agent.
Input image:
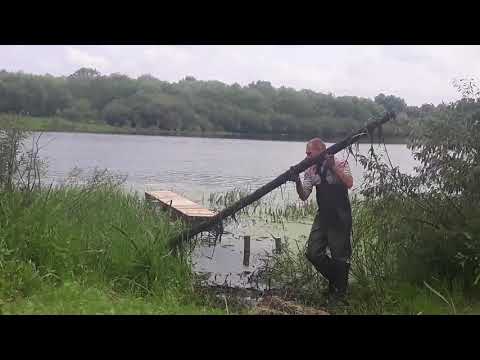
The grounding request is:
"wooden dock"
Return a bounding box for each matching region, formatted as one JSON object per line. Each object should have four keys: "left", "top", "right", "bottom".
{"left": 145, "top": 190, "right": 216, "bottom": 223}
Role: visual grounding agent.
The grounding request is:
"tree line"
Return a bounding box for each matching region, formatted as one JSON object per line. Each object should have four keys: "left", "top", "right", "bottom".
{"left": 0, "top": 67, "right": 444, "bottom": 139}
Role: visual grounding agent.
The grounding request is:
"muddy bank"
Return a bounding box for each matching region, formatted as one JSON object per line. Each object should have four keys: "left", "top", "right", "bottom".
{"left": 197, "top": 284, "right": 329, "bottom": 315}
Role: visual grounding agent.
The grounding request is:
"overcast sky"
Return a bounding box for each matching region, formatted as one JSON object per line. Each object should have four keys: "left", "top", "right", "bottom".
{"left": 1, "top": 45, "right": 479, "bottom": 106}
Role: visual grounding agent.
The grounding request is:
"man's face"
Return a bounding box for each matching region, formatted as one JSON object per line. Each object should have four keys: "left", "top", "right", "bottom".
{"left": 306, "top": 143, "right": 325, "bottom": 159}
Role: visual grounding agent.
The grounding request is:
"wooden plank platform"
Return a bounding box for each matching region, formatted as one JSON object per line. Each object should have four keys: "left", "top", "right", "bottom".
{"left": 145, "top": 190, "right": 216, "bottom": 223}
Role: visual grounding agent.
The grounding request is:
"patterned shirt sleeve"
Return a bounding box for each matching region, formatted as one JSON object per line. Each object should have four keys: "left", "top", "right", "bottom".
{"left": 302, "top": 166, "right": 315, "bottom": 199}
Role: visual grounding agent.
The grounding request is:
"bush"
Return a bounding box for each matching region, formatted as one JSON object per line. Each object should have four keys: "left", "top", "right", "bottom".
{"left": 356, "top": 80, "right": 480, "bottom": 295}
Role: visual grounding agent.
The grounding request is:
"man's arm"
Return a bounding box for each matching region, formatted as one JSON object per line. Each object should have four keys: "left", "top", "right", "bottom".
{"left": 295, "top": 177, "right": 308, "bottom": 201}
{"left": 294, "top": 169, "right": 313, "bottom": 201}
{"left": 332, "top": 159, "right": 353, "bottom": 189}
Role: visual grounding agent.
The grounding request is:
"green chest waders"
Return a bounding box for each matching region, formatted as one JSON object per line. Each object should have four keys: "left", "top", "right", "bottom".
{"left": 306, "top": 165, "right": 352, "bottom": 300}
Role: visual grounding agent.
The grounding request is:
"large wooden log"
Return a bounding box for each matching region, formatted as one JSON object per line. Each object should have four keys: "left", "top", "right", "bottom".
{"left": 169, "top": 112, "right": 396, "bottom": 250}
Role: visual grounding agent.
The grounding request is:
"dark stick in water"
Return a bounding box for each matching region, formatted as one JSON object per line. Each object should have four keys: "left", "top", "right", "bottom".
{"left": 169, "top": 111, "right": 396, "bottom": 250}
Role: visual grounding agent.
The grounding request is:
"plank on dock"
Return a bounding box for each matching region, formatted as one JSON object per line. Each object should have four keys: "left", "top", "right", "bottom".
{"left": 145, "top": 190, "right": 216, "bottom": 221}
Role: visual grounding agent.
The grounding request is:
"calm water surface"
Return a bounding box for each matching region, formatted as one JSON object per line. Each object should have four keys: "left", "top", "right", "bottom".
{"left": 37, "top": 132, "right": 416, "bottom": 198}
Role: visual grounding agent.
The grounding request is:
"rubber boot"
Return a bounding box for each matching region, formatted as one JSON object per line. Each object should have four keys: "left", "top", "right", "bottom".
{"left": 322, "top": 281, "right": 336, "bottom": 297}
{"left": 313, "top": 256, "right": 336, "bottom": 307}
{"left": 327, "top": 260, "right": 350, "bottom": 309}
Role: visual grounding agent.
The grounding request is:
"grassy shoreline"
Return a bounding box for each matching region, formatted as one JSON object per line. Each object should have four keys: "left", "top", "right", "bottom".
{"left": 2, "top": 183, "right": 479, "bottom": 314}
{"left": 0, "top": 181, "right": 227, "bottom": 315}
{"left": 3, "top": 123, "right": 477, "bottom": 314}
{"left": 0, "top": 115, "right": 409, "bottom": 144}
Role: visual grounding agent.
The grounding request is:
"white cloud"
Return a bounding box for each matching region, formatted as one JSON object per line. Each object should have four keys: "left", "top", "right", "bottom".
{"left": 65, "top": 46, "right": 111, "bottom": 72}
{"left": 143, "top": 45, "right": 191, "bottom": 65}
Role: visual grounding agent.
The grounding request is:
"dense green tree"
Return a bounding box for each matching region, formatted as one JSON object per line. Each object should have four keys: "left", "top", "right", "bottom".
{"left": 375, "top": 93, "right": 407, "bottom": 114}
{"left": 0, "top": 68, "right": 446, "bottom": 139}
{"left": 102, "top": 100, "right": 132, "bottom": 126}
{"left": 62, "top": 98, "right": 97, "bottom": 122}
{"left": 68, "top": 68, "right": 101, "bottom": 80}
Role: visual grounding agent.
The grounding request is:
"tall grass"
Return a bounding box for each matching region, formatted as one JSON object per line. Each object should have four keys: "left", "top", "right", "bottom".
{"left": 0, "top": 174, "right": 226, "bottom": 313}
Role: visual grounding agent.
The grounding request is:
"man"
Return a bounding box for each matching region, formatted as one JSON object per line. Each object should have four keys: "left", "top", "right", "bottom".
{"left": 290, "top": 138, "right": 353, "bottom": 306}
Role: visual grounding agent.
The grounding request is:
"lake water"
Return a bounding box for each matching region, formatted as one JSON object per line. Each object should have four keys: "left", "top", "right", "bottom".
{"left": 36, "top": 132, "right": 418, "bottom": 288}
{"left": 37, "top": 132, "right": 417, "bottom": 198}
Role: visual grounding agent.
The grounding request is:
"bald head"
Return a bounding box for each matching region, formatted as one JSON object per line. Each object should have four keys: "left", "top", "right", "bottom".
{"left": 307, "top": 138, "right": 326, "bottom": 152}
{"left": 305, "top": 137, "right": 326, "bottom": 159}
